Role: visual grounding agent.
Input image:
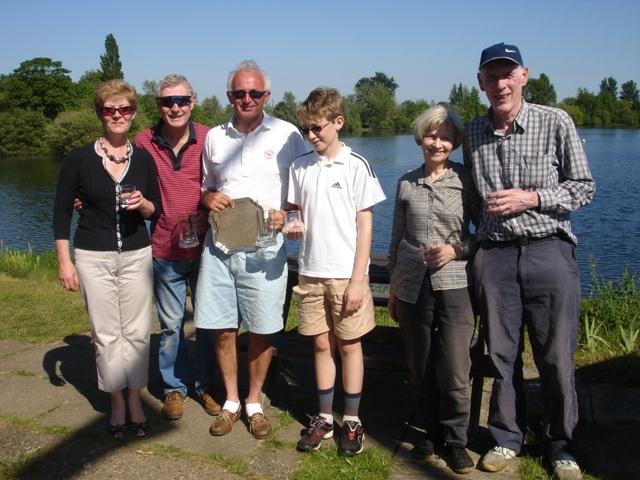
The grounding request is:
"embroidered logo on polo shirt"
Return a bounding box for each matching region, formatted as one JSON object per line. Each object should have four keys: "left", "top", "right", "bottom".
{"left": 331, "top": 182, "right": 342, "bottom": 189}
{"left": 264, "top": 149, "right": 275, "bottom": 160}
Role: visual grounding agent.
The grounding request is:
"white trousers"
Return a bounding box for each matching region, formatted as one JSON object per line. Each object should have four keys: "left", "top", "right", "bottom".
{"left": 75, "top": 247, "right": 152, "bottom": 392}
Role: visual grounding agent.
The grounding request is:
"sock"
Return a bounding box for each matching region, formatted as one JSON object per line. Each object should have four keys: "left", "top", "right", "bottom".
{"left": 245, "top": 402, "right": 263, "bottom": 417}
{"left": 318, "top": 386, "right": 334, "bottom": 417}
{"left": 222, "top": 400, "right": 241, "bottom": 413}
{"left": 343, "top": 414, "right": 360, "bottom": 424}
{"left": 343, "top": 391, "right": 362, "bottom": 418}
{"left": 319, "top": 412, "right": 334, "bottom": 425}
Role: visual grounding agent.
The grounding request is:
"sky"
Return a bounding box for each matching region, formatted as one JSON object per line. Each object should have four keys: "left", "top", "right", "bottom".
{"left": 2, "top": 0, "right": 640, "bottom": 107}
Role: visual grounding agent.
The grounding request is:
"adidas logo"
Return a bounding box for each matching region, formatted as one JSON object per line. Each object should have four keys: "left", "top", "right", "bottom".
{"left": 331, "top": 182, "right": 342, "bottom": 189}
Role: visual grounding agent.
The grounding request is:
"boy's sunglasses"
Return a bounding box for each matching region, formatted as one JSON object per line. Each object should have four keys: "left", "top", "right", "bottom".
{"left": 157, "top": 95, "right": 193, "bottom": 108}
{"left": 227, "top": 89, "right": 268, "bottom": 100}
{"left": 299, "top": 122, "right": 330, "bottom": 136}
{"left": 101, "top": 106, "right": 135, "bottom": 117}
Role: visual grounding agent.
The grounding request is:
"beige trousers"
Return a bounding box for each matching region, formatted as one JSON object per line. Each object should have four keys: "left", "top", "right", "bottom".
{"left": 75, "top": 246, "right": 152, "bottom": 392}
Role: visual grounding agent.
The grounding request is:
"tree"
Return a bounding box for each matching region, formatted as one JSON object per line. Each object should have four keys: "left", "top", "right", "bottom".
{"left": 524, "top": 73, "right": 557, "bottom": 105}
{"left": 449, "top": 83, "right": 465, "bottom": 105}
{"left": 2, "top": 57, "right": 76, "bottom": 119}
{"left": 599, "top": 77, "right": 618, "bottom": 102}
{"left": 354, "top": 72, "right": 399, "bottom": 130}
{"left": 272, "top": 91, "right": 298, "bottom": 125}
{"left": 99, "top": 33, "right": 124, "bottom": 81}
{"left": 620, "top": 80, "right": 640, "bottom": 109}
{"left": 45, "top": 110, "right": 102, "bottom": 158}
{"left": 448, "top": 83, "right": 486, "bottom": 122}
{"left": 0, "top": 109, "right": 50, "bottom": 156}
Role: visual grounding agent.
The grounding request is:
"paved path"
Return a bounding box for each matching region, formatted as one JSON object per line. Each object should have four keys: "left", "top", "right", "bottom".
{"left": 1, "top": 323, "right": 638, "bottom": 479}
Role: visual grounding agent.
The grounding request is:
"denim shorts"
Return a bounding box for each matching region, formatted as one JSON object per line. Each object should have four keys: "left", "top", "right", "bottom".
{"left": 194, "top": 229, "right": 288, "bottom": 334}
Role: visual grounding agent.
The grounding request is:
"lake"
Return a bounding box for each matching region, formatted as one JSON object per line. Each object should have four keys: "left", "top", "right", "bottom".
{"left": 1, "top": 129, "right": 639, "bottom": 293}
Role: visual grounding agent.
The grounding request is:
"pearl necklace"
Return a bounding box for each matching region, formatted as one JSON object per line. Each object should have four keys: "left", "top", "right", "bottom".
{"left": 99, "top": 137, "right": 132, "bottom": 164}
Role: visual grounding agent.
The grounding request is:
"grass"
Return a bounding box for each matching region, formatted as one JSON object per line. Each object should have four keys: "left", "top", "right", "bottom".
{"left": 290, "top": 446, "right": 393, "bottom": 480}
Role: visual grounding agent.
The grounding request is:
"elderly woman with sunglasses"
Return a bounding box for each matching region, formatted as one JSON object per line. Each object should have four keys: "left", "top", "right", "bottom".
{"left": 53, "top": 79, "right": 162, "bottom": 438}
{"left": 387, "top": 105, "right": 480, "bottom": 474}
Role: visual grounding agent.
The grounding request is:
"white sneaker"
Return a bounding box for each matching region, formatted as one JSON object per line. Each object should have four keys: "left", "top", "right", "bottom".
{"left": 478, "top": 446, "right": 517, "bottom": 472}
{"left": 552, "top": 460, "right": 582, "bottom": 480}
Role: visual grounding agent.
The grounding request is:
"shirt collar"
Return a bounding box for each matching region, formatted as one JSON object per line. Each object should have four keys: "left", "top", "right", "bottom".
{"left": 484, "top": 99, "right": 527, "bottom": 136}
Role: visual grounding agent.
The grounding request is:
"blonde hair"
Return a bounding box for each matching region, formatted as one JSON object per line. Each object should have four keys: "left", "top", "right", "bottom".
{"left": 93, "top": 79, "right": 138, "bottom": 117}
{"left": 297, "top": 87, "right": 344, "bottom": 123}
{"left": 412, "top": 105, "right": 464, "bottom": 149}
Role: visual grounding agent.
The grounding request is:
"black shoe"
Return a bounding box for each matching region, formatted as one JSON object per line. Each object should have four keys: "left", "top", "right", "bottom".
{"left": 445, "top": 444, "right": 474, "bottom": 474}
{"left": 411, "top": 435, "right": 435, "bottom": 460}
{"left": 296, "top": 415, "right": 334, "bottom": 452}
{"left": 338, "top": 420, "right": 364, "bottom": 456}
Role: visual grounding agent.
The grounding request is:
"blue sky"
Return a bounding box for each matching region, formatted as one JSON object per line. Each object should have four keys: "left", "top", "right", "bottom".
{"left": 2, "top": 0, "right": 639, "bottom": 106}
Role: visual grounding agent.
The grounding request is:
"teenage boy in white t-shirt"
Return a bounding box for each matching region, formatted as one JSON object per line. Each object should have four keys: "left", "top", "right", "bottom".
{"left": 285, "top": 87, "right": 386, "bottom": 456}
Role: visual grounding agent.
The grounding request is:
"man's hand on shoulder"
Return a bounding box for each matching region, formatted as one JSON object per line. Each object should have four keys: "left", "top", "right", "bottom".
{"left": 201, "top": 190, "right": 234, "bottom": 213}
{"left": 485, "top": 189, "right": 539, "bottom": 216}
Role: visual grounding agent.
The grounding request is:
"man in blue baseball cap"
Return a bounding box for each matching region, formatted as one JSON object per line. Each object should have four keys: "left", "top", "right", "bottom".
{"left": 464, "top": 43, "right": 595, "bottom": 480}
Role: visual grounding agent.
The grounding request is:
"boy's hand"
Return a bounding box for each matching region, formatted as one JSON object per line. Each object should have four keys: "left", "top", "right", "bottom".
{"left": 343, "top": 279, "right": 365, "bottom": 316}
{"left": 73, "top": 198, "right": 83, "bottom": 211}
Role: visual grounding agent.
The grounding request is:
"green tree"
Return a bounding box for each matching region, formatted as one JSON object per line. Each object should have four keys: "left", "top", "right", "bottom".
{"left": 524, "top": 73, "right": 557, "bottom": 105}
{"left": 354, "top": 72, "right": 399, "bottom": 130}
{"left": 448, "top": 83, "right": 465, "bottom": 105}
{"left": 343, "top": 95, "right": 363, "bottom": 133}
{"left": 620, "top": 80, "right": 640, "bottom": 109}
{"left": 75, "top": 70, "right": 103, "bottom": 109}
{"left": 99, "top": 33, "right": 124, "bottom": 81}
{"left": 45, "top": 110, "right": 102, "bottom": 158}
{"left": 272, "top": 91, "right": 299, "bottom": 125}
{"left": 0, "top": 109, "right": 50, "bottom": 156}
{"left": 396, "top": 99, "right": 430, "bottom": 129}
{"left": 199, "top": 95, "right": 230, "bottom": 127}
{"left": 448, "top": 83, "right": 486, "bottom": 122}
{"left": 2, "top": 57, "right": 75, "bottom": 119}
{"left": 599, "top": 77, "right": 618, "bottom": 102}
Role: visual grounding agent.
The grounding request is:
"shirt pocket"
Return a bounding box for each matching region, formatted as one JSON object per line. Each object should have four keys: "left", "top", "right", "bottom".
{"left": 519, "top": 153, "right": 558, "bottom": 189}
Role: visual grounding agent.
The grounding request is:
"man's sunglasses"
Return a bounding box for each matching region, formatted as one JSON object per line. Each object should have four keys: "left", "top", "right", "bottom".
{"left": 157, "top": 95, "right": 193, "bottom": 108}
{"left": 101, "top": 106, "right": 135, "bottom": 117}
{"left": 299, "top": 122, "right": 330, "bottom": 136}
{"left": 227, "top": 89, "right": 268, "bottom": 100}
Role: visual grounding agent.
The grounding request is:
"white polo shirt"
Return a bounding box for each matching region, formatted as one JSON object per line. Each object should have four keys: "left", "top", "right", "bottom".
{"left": 288, "top": 144, "right": 386, "bottom": 278}
{"left": 202, "top": 114, "right": 307, "bottom": 210}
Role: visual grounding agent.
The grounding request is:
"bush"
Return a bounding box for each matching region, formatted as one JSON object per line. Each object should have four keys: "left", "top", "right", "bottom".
{"left": 45, "top": 109, "right": 102, "bottom": 158}
{"left": 580, "top": 262, "right": 640, "bottom": 357}
{"left": 0, "top": 109, "right": 50, "bottom": 157}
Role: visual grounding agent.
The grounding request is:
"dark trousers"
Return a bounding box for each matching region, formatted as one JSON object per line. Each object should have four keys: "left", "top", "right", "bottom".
{"left": 474, "top": 238, "right": 580, "bottom": 460}
{"left": 396, "top": 276, "right": 475, "bottom": 446}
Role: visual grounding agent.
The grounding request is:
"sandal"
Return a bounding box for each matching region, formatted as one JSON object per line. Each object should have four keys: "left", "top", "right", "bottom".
{"left": 109, "top": 424, "right": 128, "bottom": 439}
{"left": 129, "top": 421, "right": 148, "bottom": 437}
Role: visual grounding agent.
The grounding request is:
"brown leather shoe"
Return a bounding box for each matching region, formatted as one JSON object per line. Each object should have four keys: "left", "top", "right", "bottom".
{"left": 209, "top": 408, "right": 241, "bottom": 436}
{"left": 199, "top": 391, "right": 222, "bottom": 416}
{"left": 161, "top": 391, "right": 186, "bottom": 420}
{"left": 248, "top": 412, "right": 272, "bottom": 439}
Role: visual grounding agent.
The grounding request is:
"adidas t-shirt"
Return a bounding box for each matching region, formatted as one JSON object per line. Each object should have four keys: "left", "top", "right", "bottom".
{"left": 287, "top": 144, "right": 386, "bottom": 278}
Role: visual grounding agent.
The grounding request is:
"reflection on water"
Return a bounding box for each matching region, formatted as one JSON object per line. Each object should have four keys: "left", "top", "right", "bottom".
{"left": 2, "top": 129, "right": 639, "bottom": 294}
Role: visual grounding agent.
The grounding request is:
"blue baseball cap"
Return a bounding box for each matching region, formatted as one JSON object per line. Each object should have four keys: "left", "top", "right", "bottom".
{"left": 479, "top": 43, "right": 523, "bottom": 68}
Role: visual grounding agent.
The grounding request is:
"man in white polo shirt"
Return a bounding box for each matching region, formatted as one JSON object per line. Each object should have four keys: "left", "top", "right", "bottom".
{"left": 196, "top": 60, "right": 306, "bottom": 440}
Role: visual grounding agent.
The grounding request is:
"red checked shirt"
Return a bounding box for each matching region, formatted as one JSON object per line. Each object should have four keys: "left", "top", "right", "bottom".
{"left": 135, "top": 120, "right": 210, "bottom": 261}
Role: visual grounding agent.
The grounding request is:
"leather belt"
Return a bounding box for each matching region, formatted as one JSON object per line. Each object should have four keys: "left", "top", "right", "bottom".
{"left": 480, "top": 234, "right": 559, "bottom": 249}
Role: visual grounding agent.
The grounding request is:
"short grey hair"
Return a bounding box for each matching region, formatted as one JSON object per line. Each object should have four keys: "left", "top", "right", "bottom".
{"left": 226, "top": 60, "right": 271, "bottom": 91}
{"left": 412, "top": 104, "right": 465, "bottom": 149}
{"left": 155, "top": 74, "right": 196, "bottom": 100}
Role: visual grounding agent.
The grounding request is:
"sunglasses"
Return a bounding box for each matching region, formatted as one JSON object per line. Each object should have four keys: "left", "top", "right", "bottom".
{"left": 157, "top": 95, "right": 193, "bottom": 108}
{"left": 227, "top": 89, "right": 268, "bottom": 100}
{"left": 101, "top": 106, "right": 135, "bottom": 117}
{"left": 299, "top": 122, "right": 330, "bottom": 136}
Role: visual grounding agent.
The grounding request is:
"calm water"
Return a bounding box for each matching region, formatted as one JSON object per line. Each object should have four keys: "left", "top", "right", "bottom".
{"left": 1, "top": 129, "right": 639, "bottom": 292}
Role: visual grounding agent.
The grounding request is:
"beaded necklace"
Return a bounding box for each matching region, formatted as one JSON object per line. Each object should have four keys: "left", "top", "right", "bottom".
{"left": 98, "top": 137, "right": 132, "bottom": 164}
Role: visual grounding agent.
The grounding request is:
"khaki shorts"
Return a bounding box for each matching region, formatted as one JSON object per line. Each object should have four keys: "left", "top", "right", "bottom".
{"left": 296, "top": 275, "right": 376, "bottom": 340}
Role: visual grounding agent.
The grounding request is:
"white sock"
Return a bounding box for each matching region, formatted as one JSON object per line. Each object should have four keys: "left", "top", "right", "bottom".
{"left": 343, "top": 414, "right": 360, "bottom": 424}
{"left": 319, "top": 413, "right": 334, "bottom": 425}
{"left": 245, "top": 402, "right": 263, "bottom": 417}
{"left": 222, "top": 400, "right": 241, "bottom": 413}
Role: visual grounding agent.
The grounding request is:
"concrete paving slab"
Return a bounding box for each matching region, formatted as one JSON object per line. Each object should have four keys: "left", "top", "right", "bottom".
{"left": 0, "top": 375, "right": 75, "bottom": 419}
{"left": 0, "top": 339, "right": 32, "bottom": 358}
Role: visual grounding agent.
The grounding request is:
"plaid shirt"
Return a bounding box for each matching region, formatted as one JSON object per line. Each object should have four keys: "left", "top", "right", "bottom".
{"left": 464, "top": 101, "right": 595, "bottom": 244}
{"left": 388, "top": 162, "right": 480, "bottom": 301}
